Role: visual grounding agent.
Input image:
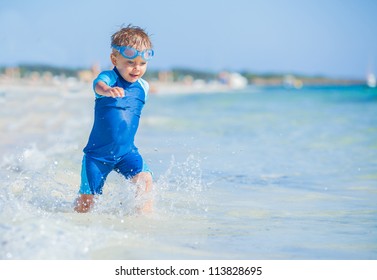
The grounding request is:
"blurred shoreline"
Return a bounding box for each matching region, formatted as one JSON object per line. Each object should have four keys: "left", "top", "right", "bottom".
{"left": 0, "top": 64, "right": 371, "bottom": 95}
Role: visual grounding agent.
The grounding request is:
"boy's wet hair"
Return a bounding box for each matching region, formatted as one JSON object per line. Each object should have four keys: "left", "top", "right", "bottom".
{"left": 111, "top": 24, "right": 153, "bottom": 51}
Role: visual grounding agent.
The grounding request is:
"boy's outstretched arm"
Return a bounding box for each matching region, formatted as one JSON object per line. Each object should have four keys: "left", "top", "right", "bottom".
{"left": 95, "top": 81, "right": 125, "bottom": 98}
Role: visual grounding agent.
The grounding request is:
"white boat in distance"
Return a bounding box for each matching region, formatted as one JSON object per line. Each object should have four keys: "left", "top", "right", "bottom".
{"left": 366, "top": 73, "right": 376, "bottom": 88}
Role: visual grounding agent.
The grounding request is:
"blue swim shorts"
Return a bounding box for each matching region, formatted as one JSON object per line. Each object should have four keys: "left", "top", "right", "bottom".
{"left": 79, "top": 149, "right": 152, "bottom": 195}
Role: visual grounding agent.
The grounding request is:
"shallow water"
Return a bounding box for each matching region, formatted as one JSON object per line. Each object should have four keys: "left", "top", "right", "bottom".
{"left": 0, "top": 84, "right": 376, "bottom": 259}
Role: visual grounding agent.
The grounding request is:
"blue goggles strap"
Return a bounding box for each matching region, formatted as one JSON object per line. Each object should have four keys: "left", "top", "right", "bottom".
{"left": 112, "top": 45, "right": 154, "bottom": 61}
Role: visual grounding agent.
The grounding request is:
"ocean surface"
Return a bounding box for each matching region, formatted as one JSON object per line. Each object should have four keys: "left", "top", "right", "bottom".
{"left": 0, "top": 84, "right": 376, "bottom": 260}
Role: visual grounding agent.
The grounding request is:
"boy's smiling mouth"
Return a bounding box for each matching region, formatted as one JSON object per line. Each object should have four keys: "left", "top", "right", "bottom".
{"left": 129, "top": 73, "right": 139, "bottom": 79}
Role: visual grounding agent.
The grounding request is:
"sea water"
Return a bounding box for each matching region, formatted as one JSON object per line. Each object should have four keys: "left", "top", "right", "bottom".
{"left": 0, "top": 84, "right": 376, "bottom": 259}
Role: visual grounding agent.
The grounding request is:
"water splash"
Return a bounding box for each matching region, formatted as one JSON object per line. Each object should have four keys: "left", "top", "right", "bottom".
{"left": 155, "top": 155, "right": 208, "bottom": 216}
{"left": 0, "top": 142, "right": 211, "bottom": 259}
{"left": 87, "top": 154, "right": 209, "bottom": 218}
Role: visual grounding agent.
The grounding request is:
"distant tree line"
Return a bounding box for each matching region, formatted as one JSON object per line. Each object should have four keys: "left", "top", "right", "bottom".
{"left": 0, "top": 64, "right": 86, "bottom": 78}
{"left": 1, "top": 64, "right": 357, "bottom": 85}
{"left": 1, "top": 64, "right": 280, "bottom": 80}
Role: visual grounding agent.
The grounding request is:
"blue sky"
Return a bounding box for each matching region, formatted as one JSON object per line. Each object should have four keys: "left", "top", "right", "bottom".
{"left": 1, "top": 0, "right": 377, "bottom": 79}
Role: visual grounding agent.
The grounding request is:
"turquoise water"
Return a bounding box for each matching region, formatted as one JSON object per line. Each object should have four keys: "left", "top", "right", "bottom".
{"left": 0, "top": 85, "right": 376, "bottom": 259}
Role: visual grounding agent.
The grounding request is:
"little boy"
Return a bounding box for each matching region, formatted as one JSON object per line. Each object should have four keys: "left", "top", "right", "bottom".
{"left": 74, "top": 25, "right": 154, "bottom": 213}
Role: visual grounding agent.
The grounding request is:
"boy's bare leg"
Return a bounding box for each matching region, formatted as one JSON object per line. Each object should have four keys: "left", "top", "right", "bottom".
{"left": 74, "top": 194, "right": 95, "bottom": 213}
{"left": 132, "top": 172, "right": 153, "bottom": 213}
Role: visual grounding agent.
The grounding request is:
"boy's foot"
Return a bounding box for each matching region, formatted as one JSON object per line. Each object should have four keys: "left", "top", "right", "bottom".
{"left": 74, "top": 194, "right": 94, "bottom": 213}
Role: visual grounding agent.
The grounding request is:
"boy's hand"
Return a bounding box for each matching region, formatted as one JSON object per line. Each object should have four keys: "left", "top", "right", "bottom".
{"left": 105, "top": 86, "right": 125, "bottom": 98}
{"left": 95, "top": 81, "right": 125, "bottom": 98}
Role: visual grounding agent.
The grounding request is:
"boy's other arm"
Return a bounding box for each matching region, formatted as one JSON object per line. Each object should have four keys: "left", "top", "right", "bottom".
{"left": 95, "top": 81, "right": 125, "bottom": 98}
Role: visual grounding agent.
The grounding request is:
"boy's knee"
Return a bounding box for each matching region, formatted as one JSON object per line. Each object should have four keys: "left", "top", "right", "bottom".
{"left": 133, "top": 171, "right": 153, "bottom": 191}
{"left": 140, "top": 171, "right": 153, "bottom": 184}
{"left": 143, "top": 171, "right": 153, "bottom": 183}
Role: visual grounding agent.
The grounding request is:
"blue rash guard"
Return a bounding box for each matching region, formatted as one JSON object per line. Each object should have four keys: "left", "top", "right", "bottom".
{"left": 79, "top": 67, "right": 151, "bottom": 195}
{"left": 84, "top": 67, "right": 148, "bottom": 161}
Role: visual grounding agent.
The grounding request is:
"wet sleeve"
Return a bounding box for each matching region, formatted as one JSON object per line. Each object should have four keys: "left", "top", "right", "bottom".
{"left": 93, "top": 70, "right": 117, "bottom": 98}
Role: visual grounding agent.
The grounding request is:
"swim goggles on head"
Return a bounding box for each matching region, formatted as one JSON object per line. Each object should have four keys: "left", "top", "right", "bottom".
{"left": 112, "top": 45, "right": 154, "bottom": 61}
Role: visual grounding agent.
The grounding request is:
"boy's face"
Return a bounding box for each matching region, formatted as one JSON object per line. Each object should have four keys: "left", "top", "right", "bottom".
{"left": 111, "top": 53, "right": 148, "bottom": 83}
